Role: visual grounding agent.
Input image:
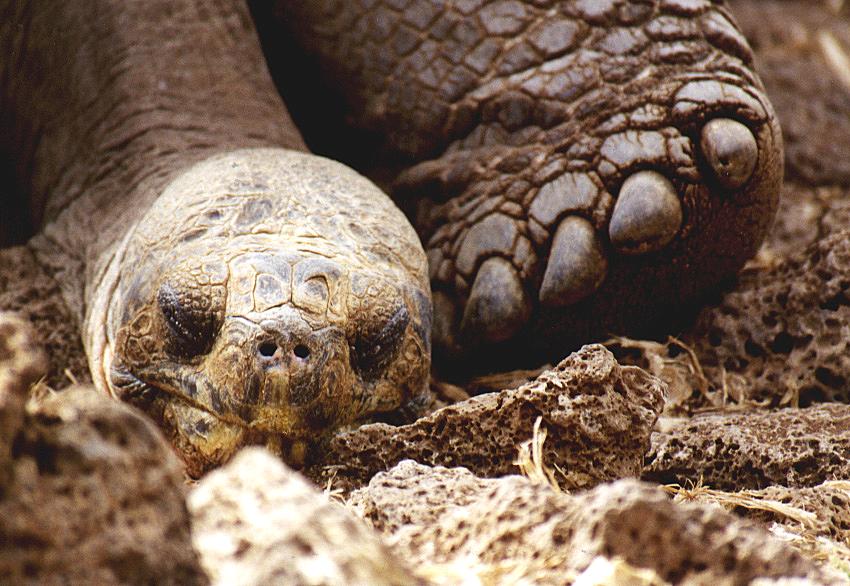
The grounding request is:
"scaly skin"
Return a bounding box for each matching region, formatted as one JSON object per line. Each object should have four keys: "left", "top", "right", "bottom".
{"left": 275, "top": 0, "right": 783, "bottom": 365}
{"left": 106, "top": 150, "right": 431, "bottom": 476}
{"left": 0, "top": 0, "right": 430, "bottom": 476}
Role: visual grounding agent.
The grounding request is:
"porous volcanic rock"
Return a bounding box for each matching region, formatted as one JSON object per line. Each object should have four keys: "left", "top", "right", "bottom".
{"left": 644, "top": 404, "right": 850, "bottom": 491}
{"left": 347, "top": 460, "right": 501, "bottom": 536}
{"left": 739, "top": 481, "right": 850, "bottom": 548}
{"left": 652, "top": 479, "right": 850, "bottom": 578}
{"left": 0, "top": 313, "right": 46, "bottom": 489}
{"left": 309, "top": 344, "right": 665, "bottom": 491}
{"left": 348, "top": 461, "right": 825, "bottom": 585}
{"left": 0, "top": 314, "right": 204, "bottom": 586}
{"left": 609, "top": 183, "right": 850, "bottom": 414}
{"left": 188, "top": 447, "right": 418, "bottom": 586}
{"left": 686, "top": 226, "right": 850, "bottom": 408}
{"left": 0, "top": 247, "right": 89, "bottom": 388}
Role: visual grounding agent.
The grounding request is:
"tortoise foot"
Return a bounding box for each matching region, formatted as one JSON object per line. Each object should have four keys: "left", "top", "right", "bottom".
{"left": 276, "top": 1, "right": 783, "bottom": 361}
{"left": 417, "top": 75, "right": 781, "bottom": 358}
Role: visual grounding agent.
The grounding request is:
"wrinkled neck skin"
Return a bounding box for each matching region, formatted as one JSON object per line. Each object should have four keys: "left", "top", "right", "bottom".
{"left": 0, "top": 0, "right": 304, "bottom": 366}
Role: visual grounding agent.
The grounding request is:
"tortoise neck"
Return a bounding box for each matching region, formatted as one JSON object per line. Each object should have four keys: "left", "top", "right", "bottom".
{"left": 3, "top": 0, "right": 304, "bottom": 236}
{"left": 4, "top": 0, "right": 305, "bottom": 322}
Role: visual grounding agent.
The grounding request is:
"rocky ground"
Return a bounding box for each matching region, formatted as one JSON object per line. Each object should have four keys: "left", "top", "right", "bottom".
{"left": 4, "top": 0, "right": 850, "bottom": 584}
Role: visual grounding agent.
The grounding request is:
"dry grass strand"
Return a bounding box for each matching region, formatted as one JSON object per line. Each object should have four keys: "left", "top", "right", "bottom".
{"left": 514, "top": 416, "right": 565, "bottom": 493}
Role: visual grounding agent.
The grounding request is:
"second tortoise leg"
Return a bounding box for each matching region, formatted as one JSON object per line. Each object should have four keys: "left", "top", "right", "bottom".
{"left": 273, "top": 0, "right": 783, "bottom": 363}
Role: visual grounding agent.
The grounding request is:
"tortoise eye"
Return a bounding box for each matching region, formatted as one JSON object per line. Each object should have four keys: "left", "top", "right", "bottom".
{"left": 157, "top": 281, "right": 221, "bottom": 359}
{"left": 350, "top": 302, "right": 410, "bottom": 380}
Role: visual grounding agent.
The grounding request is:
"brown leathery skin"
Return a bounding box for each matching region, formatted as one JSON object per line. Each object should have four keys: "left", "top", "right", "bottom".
{"left": 108, "top": 150, "right": 431, "bottom": 476}
{"left": 0, "top": 1, "right": 431, "bottom": 475}
{"left": 275, "top": 0, "right": 783, "bottom": 366}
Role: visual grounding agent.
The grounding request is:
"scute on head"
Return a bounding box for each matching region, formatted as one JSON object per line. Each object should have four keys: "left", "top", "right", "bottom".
{"left": 96, "top": 149, "right": 431, "bottom": 476}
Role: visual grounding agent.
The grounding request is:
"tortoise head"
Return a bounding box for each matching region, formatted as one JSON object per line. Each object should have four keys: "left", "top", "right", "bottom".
{"left": 96, "top": 150, "right": 431, "bottom": 476}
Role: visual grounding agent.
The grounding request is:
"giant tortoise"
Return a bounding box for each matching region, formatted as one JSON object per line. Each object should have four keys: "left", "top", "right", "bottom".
{"left": 0, "top": 0, "right": 781, "bottom": 474}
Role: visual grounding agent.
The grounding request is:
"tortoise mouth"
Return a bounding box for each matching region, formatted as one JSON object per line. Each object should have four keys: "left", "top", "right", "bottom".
{"left": 110, "top": 363, "right": 327, "bottom": 436}
{"left": 110, "top": 365, "right": 249, "bottom": 430}
{"left": 111, "top": 366, "right": 319, "bottom": 473}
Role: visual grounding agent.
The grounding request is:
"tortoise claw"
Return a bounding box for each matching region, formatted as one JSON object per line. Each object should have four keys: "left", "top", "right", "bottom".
{"left": 432, "top": 290, "right": 458, "bottom": 352}
{"left": 539, "top": 216, "right": 607, "bottom": 308}
{"left": 609, "top": 171, "right": 682, "bottom": 255}
{"left": 701, "top": 118, "right": 759, "bottom": 190}
{"left": 460, "top": 257, "right": 530, "bottom": 344}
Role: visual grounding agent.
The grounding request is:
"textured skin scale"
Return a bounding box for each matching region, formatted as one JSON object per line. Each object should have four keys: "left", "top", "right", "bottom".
{"left": 105, "top": 150, "right": 432, "bottom": 475}
{"left": 0, "top": 1, "right": 431, "bottom": 476}
{"left": 275, "top": 0, "right": 783, "bottom": 364}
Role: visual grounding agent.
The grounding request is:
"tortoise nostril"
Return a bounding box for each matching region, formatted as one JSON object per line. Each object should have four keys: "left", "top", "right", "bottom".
{"left": 258, "top": 342, "right": 278, "bottom": 358}
{"left": 293, "top": 344, "right": 310, "bottom": 359}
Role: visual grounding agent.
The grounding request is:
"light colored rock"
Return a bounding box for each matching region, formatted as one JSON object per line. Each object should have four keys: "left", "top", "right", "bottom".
{"left": 644, "top": 404, "right": 850, "bottom": 490}
{"left": 188, "top": 447, "right": 419, "bottom": 586}
{"left": 0, "top": 313, "right": 45, "bottom": 489}
{"left": 309, "top": 344, "right": 665, "bottom": 492}
{"left": 735, "top": 481, "right": 850, "bottom": 582}
{"left": 573, "top": 557, "right": 668, "bottom": 586}
{"left": 349, "top": 461, "right": 827, "bottom": 585}
{"left": 686, "top": 223, "right": 850, "bottom": 408}
{"left": 0, "top": 380, "right": 204, "bottom": 584}
{"left": 746, "top": 481, "right": 850, "bottom": 546}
